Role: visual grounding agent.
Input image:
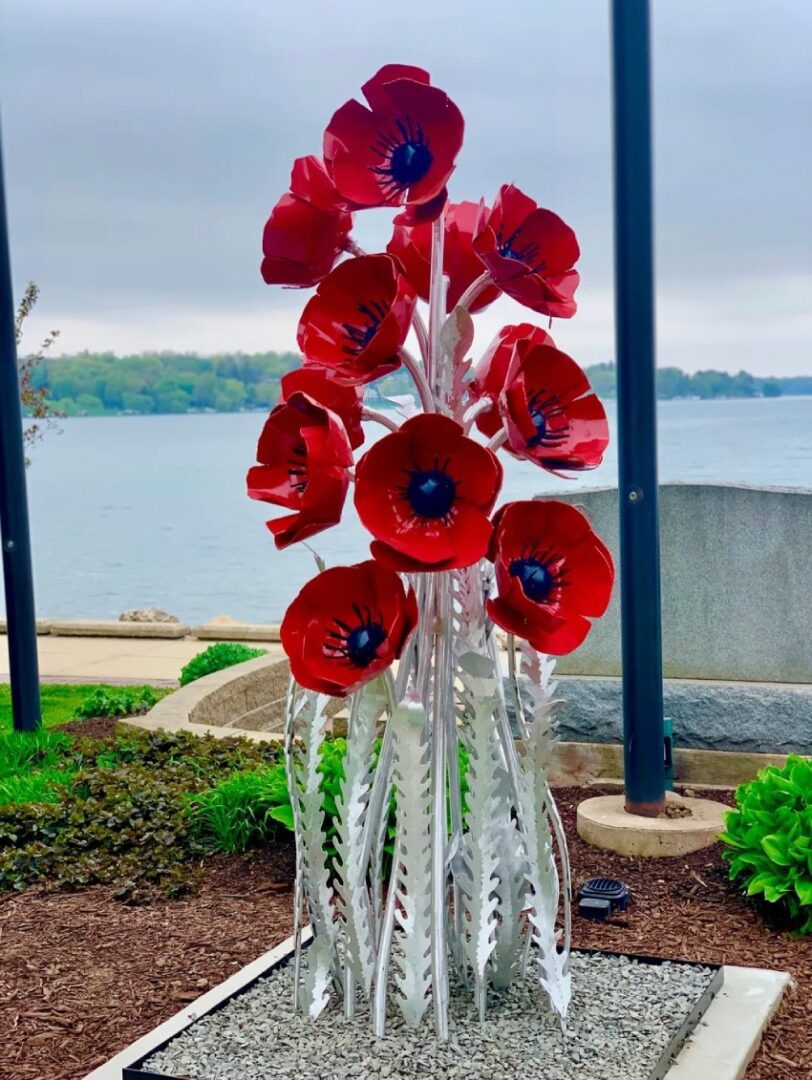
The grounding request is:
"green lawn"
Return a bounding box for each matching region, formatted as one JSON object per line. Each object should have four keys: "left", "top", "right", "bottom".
{"left": 0, "top": 683, "right": 170, "bottom": 733}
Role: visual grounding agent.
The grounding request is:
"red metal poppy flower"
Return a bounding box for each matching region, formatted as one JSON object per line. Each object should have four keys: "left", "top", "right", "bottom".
{"left": 281, "top": 560, "right": 418, "bottom": 696}
{"left": 387, "top": 199, "right": 502, "bottom": 314}
{"left": 261, "top": 156, "right": 352, "bottom": 287}
{"left": 486, "top": 500, "right": 614, "bottom": 655}
{"left": 280, "top": 368, "right": 365, "bottom": 450}
{"left": 297, "top": 254, "right": 417, "bottom": 386}
{"left": 470, "top": 323, "right": 557, "bottom": 437}
{"left": 354, "top": 413, "right": 502, "bottom": 572}
{"left": 246, "top": 393, "right": 353, "bottom": 549}
{"left": 323, "top": 65, "right": 464, "bottom": 218}
{"left": 473, "top": 184, "right": 580, "bottom": 318}
{"left": 500, "top": 340, "right": 609, "bottom": 473}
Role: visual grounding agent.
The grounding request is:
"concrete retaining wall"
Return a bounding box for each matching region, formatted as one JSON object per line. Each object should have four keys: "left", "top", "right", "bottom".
{"left": 551, "top": 484, "right": 812, "bottom": 684}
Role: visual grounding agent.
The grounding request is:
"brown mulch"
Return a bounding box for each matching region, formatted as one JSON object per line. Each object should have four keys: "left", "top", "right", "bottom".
{"left": 559, "top": 785, "right": 810, "bottom": 1080}
{"left": 0, "top": 844, "right": 296, "bottom": 1080}
{"left": 0, "top": 787, "right": 808, "bottom": 1080}
{"left": 53, "top": 716, "right": 119, "bottom": 740}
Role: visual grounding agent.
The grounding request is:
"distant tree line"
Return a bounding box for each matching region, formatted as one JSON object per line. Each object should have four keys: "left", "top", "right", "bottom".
{"left": 24, "top": 351, "right": 811, "bottom": 417}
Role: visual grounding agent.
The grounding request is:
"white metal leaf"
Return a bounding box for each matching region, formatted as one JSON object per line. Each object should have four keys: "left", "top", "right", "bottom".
{"left": 390, "top": 697, "right": 433, "bottom": 1027}
{"left": 456, "top": 651, "right": 501, "bottom": 1016}
{"left": 333, "top": 679, "right": 386, "bottom": 998}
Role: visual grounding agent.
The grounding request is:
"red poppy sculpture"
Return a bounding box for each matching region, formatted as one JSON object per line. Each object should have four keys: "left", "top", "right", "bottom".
{"left": 297, "top": 253, "right": 416, "bottom": 385}
{"left": 246, "top": 63, "right": 615, "bottom": 1035}
{"left": 261, "top": 156, "right": 352, "bottom": 287}
{"left": 354, "top": 414, "right": 502, "bottom": 571}
{"left": 387, "top": 199, "right": 502, "bottom": 313}
{"left": 500, "top": 339, "right": 609, "bottom": 473}
{"left": 487, "top": 500, "right": 614, "bottom": 655}
{"left": 279, "top": 367, "right": 365, "bottom": 450}
{"left": 473, "top": 184, "right": 581, "bottom": 318}
{"left": 471, "top": 323, "right": 557, "bottom": 437}
{"left": 324, "top": 65, "right": 464, "bottom": 219}
{"left": 246, "top": 393, "right": 353, "bottom": 549}
{"left": 281, "top": 560, "right": 418, "bottom": 697}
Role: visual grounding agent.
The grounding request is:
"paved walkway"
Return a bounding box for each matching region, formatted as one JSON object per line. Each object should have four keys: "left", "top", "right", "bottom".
{"left": 0, "top": 635, "right": 284, "bottom": 685}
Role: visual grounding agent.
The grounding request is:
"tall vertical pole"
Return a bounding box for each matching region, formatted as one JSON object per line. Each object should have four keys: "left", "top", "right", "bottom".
{"left": 610, "top": 0, "right": 664, "bottom": 815}
{"left": 0, "top": 121, "right": 42, "bottom": 732}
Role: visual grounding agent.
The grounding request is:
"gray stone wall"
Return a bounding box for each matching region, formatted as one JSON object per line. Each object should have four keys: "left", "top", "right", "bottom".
{"left": 548, "top": 484, "right": 812, "bottom": 684}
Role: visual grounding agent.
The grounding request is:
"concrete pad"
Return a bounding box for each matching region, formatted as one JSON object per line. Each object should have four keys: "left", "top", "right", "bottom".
{"left": 669, "top": 966, "right": 791, "bottom": 1079}
{"left": 577, "top": 791, "right": 728, "bottom": 856}
{"left": 50, "top": 619, "right": 191, "bottom": 639}
{"left": 192, "top": 623, "right": 281, "bottom": 642}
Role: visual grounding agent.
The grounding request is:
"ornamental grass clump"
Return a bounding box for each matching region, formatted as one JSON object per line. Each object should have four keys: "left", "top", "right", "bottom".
{"left": 721, "top": 755, "right": 812, "bottom": 936}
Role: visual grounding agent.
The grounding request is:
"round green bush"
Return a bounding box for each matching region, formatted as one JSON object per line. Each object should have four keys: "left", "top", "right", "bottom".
{"left": 179, "top": 643, "right": 267, "bottom": 686}
{"left": 720, "top": 754, "right": 812, "bottom": 935}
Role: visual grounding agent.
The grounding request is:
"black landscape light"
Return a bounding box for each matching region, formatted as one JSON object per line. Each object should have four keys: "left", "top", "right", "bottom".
{"left": 577, "top": 877, "right": 632, "bottom": 921}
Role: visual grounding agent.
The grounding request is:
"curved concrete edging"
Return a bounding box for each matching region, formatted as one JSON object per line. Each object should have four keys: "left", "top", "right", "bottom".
{"left": 130, "top": 657, "right": 791, "bottom": 788}
{"left": 138, "top": 655, "right": 292, "bottom": 736}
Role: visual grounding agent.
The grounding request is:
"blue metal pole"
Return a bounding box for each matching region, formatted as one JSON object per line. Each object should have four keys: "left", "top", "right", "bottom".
{"left": 0, "top": 119, "right": 42, "bottom": 731}
{"left": 610, "top": 0, "right": 665, "bottom": 815}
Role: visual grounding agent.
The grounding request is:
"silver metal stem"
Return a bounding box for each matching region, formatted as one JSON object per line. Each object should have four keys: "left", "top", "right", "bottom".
{"left": 430, "top": 580, "right": 450, "bottom": 1039}
{"left": 456, "top": 271, "right": 492, "bottom": 312}
{"left": 362, "top": 407, "right": 400, "bottom": 433}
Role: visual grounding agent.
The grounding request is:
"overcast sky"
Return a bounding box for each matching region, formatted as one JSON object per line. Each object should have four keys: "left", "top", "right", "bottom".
{"left": 1, "top": 0, "right": 810, "bottom": 375}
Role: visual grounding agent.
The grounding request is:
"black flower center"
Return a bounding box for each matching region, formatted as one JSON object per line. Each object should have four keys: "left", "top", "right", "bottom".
{"left": 496, "top": 227, "right": 545, "bottom": 272}
{"left": 526, "top": 391, "right": 569, "bottom": 449}
{"left": 371, "top": 118, "right": 433, "bottom": 197}
{"left": 324, "top": 604, "right": 387, "bottom": 668}
{"left": 509, "top": 557, "right": 554, "bottom": 602}
{"left": 288, "top": 439, "right": 307, "bottom": 494}
{"left": 345, "top": 622, "right": 387, "bottom": 667}
{"left": 406, "top": 467, "right": 457, "bottom": 519}
{"left": 342, "top": 300, "right": 386, "bottom": 356}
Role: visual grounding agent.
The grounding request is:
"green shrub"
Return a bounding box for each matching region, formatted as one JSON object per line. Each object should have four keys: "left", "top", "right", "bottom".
{"left": 179, "top": 643, "right": 267, "bottom": 686}
{"left": 188, "top": 765, "right": 292, "bottom": 853}
{"left": 73, "top": 685, "right": 159, "bottom": 719}
{"left": 721, "top": 755, "right": 812, "bottom": 935}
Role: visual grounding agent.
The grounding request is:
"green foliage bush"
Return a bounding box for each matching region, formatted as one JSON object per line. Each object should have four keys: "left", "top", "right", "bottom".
{"left": 73, "top": 685, "right": 159, "bottom": 719}
{"left": 721, "top": 755, "right": 812, "bottom": 935}
{"left": 179, "top": 643, "right": 267, "bottom": 686}
{"left": 0, "top": 729, "right": 72, "bottom": 779}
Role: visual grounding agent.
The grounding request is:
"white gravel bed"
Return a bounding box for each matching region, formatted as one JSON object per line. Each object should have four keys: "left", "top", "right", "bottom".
{"left": 144, "top": 951, "right": 716, "bottom": 1080}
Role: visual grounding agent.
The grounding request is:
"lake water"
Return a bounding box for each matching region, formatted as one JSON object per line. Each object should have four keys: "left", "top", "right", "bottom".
{"left": 6, "top": 397, "right": 812, "bottom": 623}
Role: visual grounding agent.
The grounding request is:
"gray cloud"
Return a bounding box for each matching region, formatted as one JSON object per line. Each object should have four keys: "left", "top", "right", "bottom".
{"left": 1, "top": 0, "right": 810, "bottom": 373}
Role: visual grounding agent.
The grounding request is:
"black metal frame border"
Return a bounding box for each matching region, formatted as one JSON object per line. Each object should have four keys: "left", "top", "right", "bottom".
{"left": 120, "top": 946, "right": 724, "bottom": 1080}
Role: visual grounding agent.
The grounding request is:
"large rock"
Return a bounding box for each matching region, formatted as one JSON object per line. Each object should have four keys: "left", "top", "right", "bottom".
{"left": 504, "top": 675, "right": 812, "bottom": 756}
{"left": 120, "top": 607, "right": 180, "bottom": 624}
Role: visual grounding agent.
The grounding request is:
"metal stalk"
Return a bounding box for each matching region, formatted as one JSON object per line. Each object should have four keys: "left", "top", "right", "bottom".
{"left": 610, "top": 0, "right": 666, "bottom": 816}
{"left": 0, "top": 124, "right": 41, "bottom": 732}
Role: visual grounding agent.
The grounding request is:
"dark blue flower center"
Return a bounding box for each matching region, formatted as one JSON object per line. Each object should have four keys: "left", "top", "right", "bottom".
{"left": 345, "top": 622, "right": 387, "bottom": 668}
{"left": 496, "top": 227, "right": 545, "bottom": 271}
{"left": 371, "top": 118, "right": 433, "bottom": 196}
{"left": 342, "top": 300, "right": 386, "bottom": 356}
{"left": 509, "top": 557, "right": 554, "bottom": 602}
{"left": 324, "top": 605, "right": 387, "bottom": 669}
{"left": 407, "top": 468, "right": 457, "bottom": 519}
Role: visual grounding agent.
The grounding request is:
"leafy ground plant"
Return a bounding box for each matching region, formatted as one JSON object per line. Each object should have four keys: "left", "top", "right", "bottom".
{"left": 179, "top": 643, "right": 268, "bottom": 686}
{"left": 0, "top": 683, "right": 171, "bottom": 733}
{"left": 721, "top": 754, "right": 812, "bottom": 935}
{"left": 0, "top": 728, "right": 284, "bottom": 901}
{"left": 73, "top": 685, "right": 159, "bottom": 719}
